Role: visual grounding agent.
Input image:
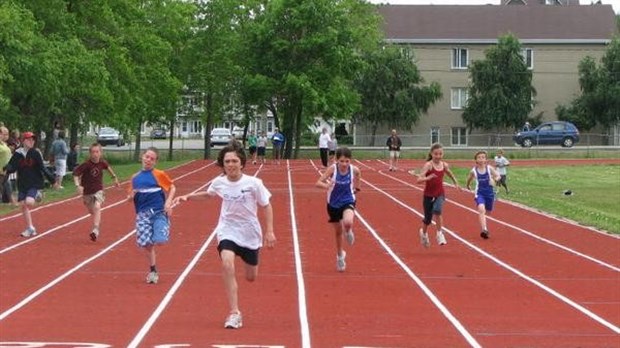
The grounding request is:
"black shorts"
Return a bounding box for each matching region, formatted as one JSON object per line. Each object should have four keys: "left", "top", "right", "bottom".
{"left": 328, "top": 150, "right": 335, "bottom": 156}
{"left": 327, "top": 202, "right": 356, "bottom": 223}
{"left": 257, "top": 147, "right": 266, "bottom": 156}
{"left": 217, "top": 239, "right": 259, "bottom": 266}
{"left": 249, "top": 146, "right": 257, "bottom": 155}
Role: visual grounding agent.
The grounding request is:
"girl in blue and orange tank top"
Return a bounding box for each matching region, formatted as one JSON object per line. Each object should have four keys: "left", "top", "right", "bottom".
{"left": 316, "top": 147, "right": 361, "bottom": 272}
{"left": 466, "top": 150, "right": 501, "bottom": 240}
{"left": 412, "top": 143, "right": 460, "bottom": 248}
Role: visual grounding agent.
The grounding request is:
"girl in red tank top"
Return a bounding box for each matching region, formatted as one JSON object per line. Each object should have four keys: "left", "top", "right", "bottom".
{"left": 411, "top": 143, "right": 460, "bottom": 248}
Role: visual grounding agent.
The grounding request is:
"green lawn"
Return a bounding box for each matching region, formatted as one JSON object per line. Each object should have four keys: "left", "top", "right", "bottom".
{"left": 451, "top": 164, "right": 620, "bottom": 234}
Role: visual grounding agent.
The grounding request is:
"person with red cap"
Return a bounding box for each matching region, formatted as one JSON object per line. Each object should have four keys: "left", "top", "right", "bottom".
{"left": 3, "top": 132, "right": 58, "bottom": 237}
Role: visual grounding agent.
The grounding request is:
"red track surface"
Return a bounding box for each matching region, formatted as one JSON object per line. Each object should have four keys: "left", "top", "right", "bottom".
{"left": 0, "top": 159, "right": 618, "bottom": 347}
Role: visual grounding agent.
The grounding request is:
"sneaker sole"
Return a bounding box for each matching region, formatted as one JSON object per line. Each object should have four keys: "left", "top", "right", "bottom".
{"left": 90, "top": 232, "right": 98, "bottom": 242}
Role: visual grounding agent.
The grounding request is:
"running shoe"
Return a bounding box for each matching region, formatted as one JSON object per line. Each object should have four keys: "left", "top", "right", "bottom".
{"left": 146, "top": 271, "right": 159, "bottom": 284}
{"left": 480, "top": 229, "right": 490, "bottom": 239}
{"left": 34, "top": 191, "right": 43, "bottom": 203}
{"left": 224, "top": 311, "right": 243, "bottom": 329}
{"left": 419, "top": 229, "right": 430, "bottom": 248}
{"left": 345, "top": 229, "right": 355, "bottom": 246}
{"left": 89, "top": 227, "right": 99, "bottom": 242}
{"left": 437, "top": 231, "right": 447, "bottom": 246}
{"left": 20, "top": 227, "right": 37, "bottom": 238}
{"left": 336, "top": 250, "right": 347, "bottom": 272}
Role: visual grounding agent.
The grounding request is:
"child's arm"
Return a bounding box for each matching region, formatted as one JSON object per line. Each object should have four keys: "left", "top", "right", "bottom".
{"left": 466, "top": 171, "right": 475, "bottom": 191}
{"left": 315, "top": 166, "right": 334, "bottom": 189}
{"left": 106, "top": 166, "right": 120, "bottom": 187}
{"left": 414, "top": 162, "right": 435, "bottom": 183}
{"left": 262, "top": 203, "right": 276, "bottom": 248}
{"left": 172, "top": 190, "right": 212, "bottom": 205}
{"left": 73, "top": 170, "right": 83, "bottom": 195}
{"left": 353, "top": 166, "right": 361, "bottom": 192}
{"left": 444, "top": 162, "right": 461, "bottom": 190}
{"left": 36, "top": 150, "right": 58, "bottom": 188}
{"left": 164, "top": 184, "right": 176, "bottom": 216}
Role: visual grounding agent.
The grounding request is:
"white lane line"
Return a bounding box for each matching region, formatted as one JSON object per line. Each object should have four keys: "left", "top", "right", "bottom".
{"left": 0, "top": 160, "right": 197, "bottom": 222}
{"left": 308, "top": 159, "right": 480, "bottom": 347}
{"left": 361, "top": 177, "right": 620, "bottom": 335}
{"left": 361, "top": 160, "right": 620, "bottom": 273}
{"left": 0, "top": 162, "right": 216, "bottom": 255}
{"left": 287, "top": 160, "right": 312, "bottom": 348}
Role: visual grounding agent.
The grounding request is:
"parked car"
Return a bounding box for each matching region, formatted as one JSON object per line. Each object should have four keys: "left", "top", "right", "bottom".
{"left": 210, "top": 128, "right": 233, "bottom": 147}
{"left": 96, "top": 127, "right": 125, "bottom": 146}
{"left": 150, "top": 129, "right": 167, "bottom": 139}
{"left": 513, "top": 121, "right": 579, "bottom": 148}
{"left": 232, "top": 126, "right": 245, "bottom": 139}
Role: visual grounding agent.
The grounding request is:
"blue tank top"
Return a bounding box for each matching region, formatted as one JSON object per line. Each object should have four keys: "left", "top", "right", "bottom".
{"left": 327, "top": 164, "right": 356, "bottom": 208}
{"left": 473, "top": 165, "right": 494, "bottom": 196}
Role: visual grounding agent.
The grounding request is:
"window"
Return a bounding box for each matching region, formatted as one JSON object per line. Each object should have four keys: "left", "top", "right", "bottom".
{"left": 451, "top": 88, "right": 469, "bottom": 109}
{"left": 430, "top": 127, "right": 440, "bottom": 144}
{"left": 190, "top": 121, "right": 202, "bottom": 134}
{"left": 451, "top": 127, "right": 467, "bottom": 146}
{"left": 181, "top": 121, "right": 187, "bottom": 133}
{"left": 521, "top": 48, "right": 533, "bottom": 69}
{"left": 452, "top": 48, "right": 468, "bottom": 69}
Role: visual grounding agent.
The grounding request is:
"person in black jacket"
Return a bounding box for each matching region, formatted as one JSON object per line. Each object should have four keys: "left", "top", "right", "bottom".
{"left": 4, "top": 132, "right": 58, "bottom": 237}
{"left": 386, "top": 129, "right": 403, "bottom": 172}
{"left": 67, "top": 143, "right": 79, "bottom": 172}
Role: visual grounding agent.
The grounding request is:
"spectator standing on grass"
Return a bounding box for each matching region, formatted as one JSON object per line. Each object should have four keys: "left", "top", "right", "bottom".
{"left": 466, "top": 150, "right": 501, "bottom": 240}
{"left": 73, "top": 143, "right": 120, "bottom": 242}
{"left": 67, "top": 143, "right": 79, "bottom": 172}
{"left": 256, "top": 131, "right": 268, "bottom": 165}
{"left": 4, "top": 132, "right": 58, "bottom": 237}
{"left": 271, "top": 128, "right": 285, "bottom": 165}
{"left": 328, "top": 133, "right": 337, "bottom": 163}
{"left": 494, "top": 149, "right": 510, "bottom": 194}
{"left": 386, "top": 129, "right": 402, "bottom": 172}
{"left": 128, "top": 147, "right": 176, "bottom": 284}
{"left": 315, "top": 147, "right": 361, "bottom": 272}
{"left": 247, "top": 130, "right": 258, "bottom": 165}
{"left": 318, "top": 127, "right": 331, "bottom": 167}
{"left": 410, "top": 143, "right": 460, "bottom": 248}
{"left": 50, "top": 130, "right": 69, "bottom": 189}
{"left": 0, "top": 126, "right": 12, "bottom": 203}
{"left": 173, "top": 142, "right": 275, "bottom": 329}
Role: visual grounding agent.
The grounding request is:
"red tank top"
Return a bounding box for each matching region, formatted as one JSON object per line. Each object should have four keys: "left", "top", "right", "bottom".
{"left": 423, "top": 164, "right": 445, "bottom": 197}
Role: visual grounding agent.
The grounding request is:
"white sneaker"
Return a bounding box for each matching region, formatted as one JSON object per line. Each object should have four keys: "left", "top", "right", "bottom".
{"left": 20, "top": 227, "right": 37, "bottom": 238}
{"left": 336, "top": 250, "right": 347, "bottom": 272}
{"left": 345, "top": 229, "right": 355, "bottom": 246}
{"left": 419, "top": 229, "right": 430, "bottom": 248}
{"left": 146, "top": 271, "right": 159, "bottom": 284}
{"left": 224, "top": 311, "right": 243, "bottom": 329}
{"left": 437, "top": 231, "right": 447, "bottom": 246}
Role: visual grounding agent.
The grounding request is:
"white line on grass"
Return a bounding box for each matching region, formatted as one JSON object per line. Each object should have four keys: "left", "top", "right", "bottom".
{"left": 361, "top": 177, "right": 620, "bottom": 335}
{"left": 0, "top": 162, "right": 215, "bottom": 255}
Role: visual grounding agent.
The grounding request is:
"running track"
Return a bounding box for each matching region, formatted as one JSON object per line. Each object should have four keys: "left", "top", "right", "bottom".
{"left": 0, "top": 159, "right": 618, "bottom": 347}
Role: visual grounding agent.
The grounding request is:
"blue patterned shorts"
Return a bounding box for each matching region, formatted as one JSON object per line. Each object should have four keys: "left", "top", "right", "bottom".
{"left": 136, "top": 209, "right": 170, "bottom": 247}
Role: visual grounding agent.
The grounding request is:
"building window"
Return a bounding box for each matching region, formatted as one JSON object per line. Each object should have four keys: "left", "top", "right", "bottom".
{"left": 451, "top": 88, "right": 469, "bottom": 109}
{"left": 430, "top": 127, "right": 440, "bottom": 144}
{"left": 521, "top": 48, "right": 533, "bottom": 69}
{"left": 451, "top": 127, "right": 467, "bottom": 146}
{"left": 190, "top": 121, "right": 202, "bottom": 134}
{"left": 452, "top": 48, "right": 468, "bottom": 69}
{"left": 181, "top": 122, "right": 187, "bottom": 133}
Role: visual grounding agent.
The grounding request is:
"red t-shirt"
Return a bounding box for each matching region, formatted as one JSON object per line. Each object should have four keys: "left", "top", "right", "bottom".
{"left": 73, "top": 160, "right": 110, "bottom": 195}
{"left": 423, "top": 163, "right": 445, "bottom": 198}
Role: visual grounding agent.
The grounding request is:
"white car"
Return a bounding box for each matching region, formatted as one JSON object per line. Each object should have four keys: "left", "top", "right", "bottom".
{"left": 96, "top": 127, "right": 125, "bottom": 146}
{"left": 210, "top": 128, "right": 232, "bottom": 147}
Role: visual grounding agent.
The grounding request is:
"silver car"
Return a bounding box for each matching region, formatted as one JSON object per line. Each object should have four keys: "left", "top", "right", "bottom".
{"left": 210, "top": 128, "right": 232, "bottom": 147}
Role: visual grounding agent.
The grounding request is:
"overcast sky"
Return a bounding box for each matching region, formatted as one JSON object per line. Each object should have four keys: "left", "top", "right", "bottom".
{"left": 367, "top": 0, "right": 620, "bottom": 13}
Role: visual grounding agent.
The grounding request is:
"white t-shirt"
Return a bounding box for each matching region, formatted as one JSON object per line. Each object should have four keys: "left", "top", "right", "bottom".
{"left": 494, "top": 155, "right": 510, "bottom": 175}
{"left": 207, "top": 174, "right": 272, "bottom": 249}
{"left": 319, "top": 133, "right": 331, "bottom": 149}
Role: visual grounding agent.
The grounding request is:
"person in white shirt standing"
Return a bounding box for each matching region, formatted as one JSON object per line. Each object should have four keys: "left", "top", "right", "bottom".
{"left": 173, "top": 142, "right": 276, "bottom": 330}
{"left": 494, "top": 148, "right": 510, "bottom": 194}
{"left": 318, "top": 127, "right": 331, "bottom": 167}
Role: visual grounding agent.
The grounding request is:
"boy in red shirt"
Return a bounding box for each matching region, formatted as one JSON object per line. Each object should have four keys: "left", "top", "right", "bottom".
{"left": 73, "top": 143, "right": 120, "bottom": 241}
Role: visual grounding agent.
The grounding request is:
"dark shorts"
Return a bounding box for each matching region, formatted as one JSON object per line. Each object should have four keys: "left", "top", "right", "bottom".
{"left": 328, "top": 150, "right": 335, "bottom": 156}
{"left": 498, "top": 174, "right": 507, "bottom": 186}
{"left": 18, "top": 188, "right": 40, "bottom": 202}
{"left": 249, "top": 146, "right": 257, "bottom": 155}
{"left": 475, "top": 193, "right": 495, "bottom": 212}
{"left": 327, "top": 202, "right": 356, "bottom": 223}
{"left": 257, "top": 147, "right": 266, "bottom": 156}
{"left": 218, "top": 239, "right": 259, "bottom": 266}
{"left": 422, "top": 195, "right": 445, "bottom": 225}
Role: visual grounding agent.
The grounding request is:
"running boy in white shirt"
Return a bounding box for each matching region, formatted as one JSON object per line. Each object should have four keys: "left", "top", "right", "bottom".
{"left": 173, "top": 142, "right": 275, "bottom": 329}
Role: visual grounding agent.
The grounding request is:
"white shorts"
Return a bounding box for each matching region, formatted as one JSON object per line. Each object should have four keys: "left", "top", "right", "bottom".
{"left": 54, "top": 159, "right": 67, "bottom": 177}
{"left": 390, "top": 150, "right": 400, "bottom": 159}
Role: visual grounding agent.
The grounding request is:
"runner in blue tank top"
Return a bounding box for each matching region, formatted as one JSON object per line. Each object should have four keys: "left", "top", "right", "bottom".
{"left": 466, "top": 151, "right": 501, "bottom": 239}
{"left": 316, "top": 147, "right": 361, "bottom": 272}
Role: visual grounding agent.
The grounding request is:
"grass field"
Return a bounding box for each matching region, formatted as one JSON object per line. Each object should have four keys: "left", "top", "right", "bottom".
{"left": 451, "top": 164, "right": 620, "bottom": 234}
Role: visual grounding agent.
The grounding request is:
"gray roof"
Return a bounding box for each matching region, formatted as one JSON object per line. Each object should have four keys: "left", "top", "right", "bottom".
{"left": 377, "top": 4, "right": 617, "bottom": 44}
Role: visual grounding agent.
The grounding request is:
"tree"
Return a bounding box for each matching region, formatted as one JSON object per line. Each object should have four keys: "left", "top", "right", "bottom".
{"left": 557, "top": 37, "right": 620, "bottom": 131}
{"left": 462, "top": 34, "right": 536, "bottom": 132}
{"left": 354, "top": 46, "right": 442, "bottom": 145}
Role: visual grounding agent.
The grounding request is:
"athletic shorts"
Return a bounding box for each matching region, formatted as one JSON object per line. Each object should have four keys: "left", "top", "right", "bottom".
{"left": 136, "top": 209, "right": 170, "bottom": 247}
{"left": 18, "top": 188, "right": 41, "bottom": 202}
{"left": 248, "top": 146, "right": 257, "bottom": 155}
{"left": 218, "top": 239, "right": 259, "bottom": 266}
{"left": 257, "top": 147, "right": 266, "bottom": 156}
{"left": 327, "top": 202, "right": 356, "bottom": 223}
{"left": 390, "top": 150, "right": 400, "bottom": 159}
{"left": 422, "top": 195, "right": 445, "bottom": 225}
{"left": 475, "top": 193, "right": 495, "bottom": 212}
{"left": 82, "top": 190, "right": 105, "bottom": 206}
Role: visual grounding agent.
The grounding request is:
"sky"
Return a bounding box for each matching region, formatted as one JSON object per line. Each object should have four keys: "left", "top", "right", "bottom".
{"left": 367, "top": 0, "right": 620, "bottom": 13}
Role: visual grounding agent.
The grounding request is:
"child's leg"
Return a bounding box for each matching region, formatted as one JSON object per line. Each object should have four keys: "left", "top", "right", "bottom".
{"left": 341, "top": 208, "right": 354, "bottom": 233}
{"left": 92, "top": 201, "right": 102, "bottom": 228}
{"left": 244, "top": 263, "right": 258, "bottom": 282}
{"left": 477, "top": 203, "right": 487, "bottom": 231}
{"left": 220, "top": 249, "right": 240, "bottom": 314}
{"left": 333, "top": 221, "right": 344, "bottom": 255}
{"left": 435, "top": 214, "right": 443, "bottom": 233}
{"left": 21, "top": 199, "right": 34, "bottom": 228}
{"left": 145, "top": 245, "right": 156, "bottom": 269}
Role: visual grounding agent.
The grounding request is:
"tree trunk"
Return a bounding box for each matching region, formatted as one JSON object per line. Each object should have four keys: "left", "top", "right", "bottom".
{"left": 203, "top": 93, "right": 214, "bottom": 160}
{"left": 167, "top": 119, "right": 174, "bottom": 161}
{"left": 369, "top": 123, "right": 378, "bottom": 146}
